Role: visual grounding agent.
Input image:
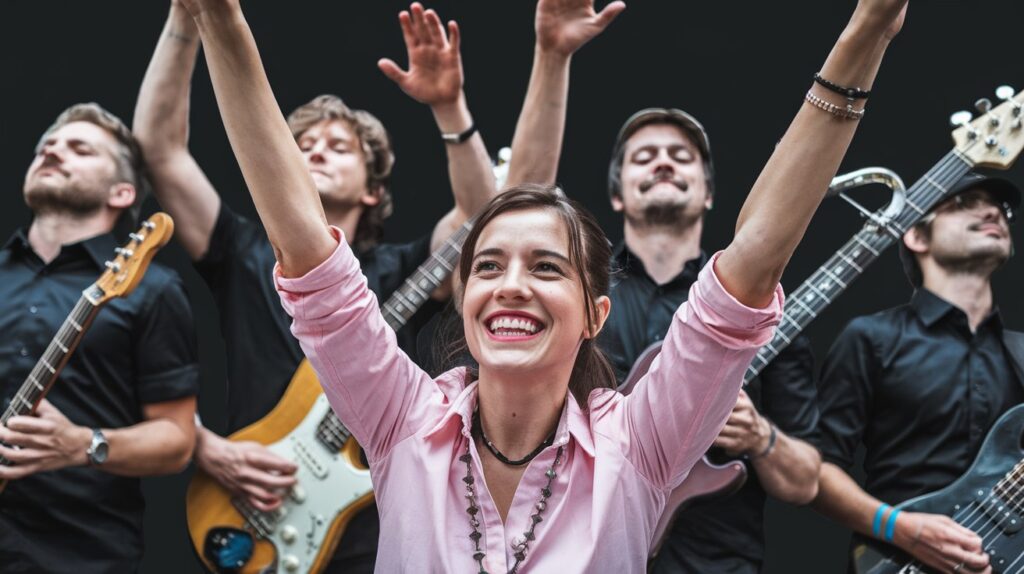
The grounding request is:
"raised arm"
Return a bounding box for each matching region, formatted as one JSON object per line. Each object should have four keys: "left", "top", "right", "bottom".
{"left": 177, "top": 0, "right": 335, "bottom": 277}
{"left": 505, "top": 0, "right": 625, "bottom": 186}
{"left": 133, "top": 1, "right": 222, "bottom": 261}
{"left": 716, "top": 0, "right": 907, "bottom": 308}
{"left": 379, "top": 3, "right": 497, "bottom": 261}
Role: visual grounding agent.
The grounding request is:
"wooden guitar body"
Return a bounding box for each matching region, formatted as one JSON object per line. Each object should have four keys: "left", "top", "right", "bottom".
{"left": 853, "top": 404, "right": 1024, "bottom": 574}
{"left": 186, "top": 361, "right": 373, "bottom": 574}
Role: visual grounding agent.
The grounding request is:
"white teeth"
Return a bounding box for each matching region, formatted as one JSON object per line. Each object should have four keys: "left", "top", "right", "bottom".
{"left": 488, "top": 316, "right": 540, "bottom": 334}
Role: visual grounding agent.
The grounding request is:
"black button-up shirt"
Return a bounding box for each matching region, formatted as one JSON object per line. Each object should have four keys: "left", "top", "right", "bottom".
{"left": 193, "top": 204, "right": 444, "bottom": 573}
{"left": 817, "top": 289, "right": 1024, "bottom": 506}
{"left": 600, "top": 243, "right": 819, "bottom": 573}
{"left": 0, "top": 229, "right": 200, "bottom": 573}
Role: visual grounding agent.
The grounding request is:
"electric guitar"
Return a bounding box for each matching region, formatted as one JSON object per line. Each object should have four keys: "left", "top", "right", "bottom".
{"left": 186, "top": 221, "right": 473, "bottom": 574}
{"left": 853, "top": 400, "right": 1024, "bottom": 573}
{"left": 620, "top": 85, "right": 1024, "bottom": 559}
{"left": 0, "top": 213, "right": 175, "bottom": 492}
{"left": 186, "top": 152, "right": 512, "bottom": 574}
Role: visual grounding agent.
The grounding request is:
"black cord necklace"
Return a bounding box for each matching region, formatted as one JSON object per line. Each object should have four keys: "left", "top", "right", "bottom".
{"left": 473, "top": 409, "right": 555, "bottom": 466}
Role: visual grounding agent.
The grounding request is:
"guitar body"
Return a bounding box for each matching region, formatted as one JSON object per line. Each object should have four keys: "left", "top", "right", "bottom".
{"left": 186, "top": 361, "right": 373, "bottom": 574}
{"left": 618, "top": 342, "right": 749, "bottom": 557}
{"left": 853, "top": 404, "right": 1024, "bottom": 574}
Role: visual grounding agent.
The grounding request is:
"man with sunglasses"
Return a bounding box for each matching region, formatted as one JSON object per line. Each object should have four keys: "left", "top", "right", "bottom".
{"left": 813, "top": 173, "right": 1024, "bottom": 573}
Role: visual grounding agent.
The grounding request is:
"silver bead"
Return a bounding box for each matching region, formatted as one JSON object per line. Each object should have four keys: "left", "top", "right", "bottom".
{"left": 535, "top": 500, "right": 546, "bottom": 512}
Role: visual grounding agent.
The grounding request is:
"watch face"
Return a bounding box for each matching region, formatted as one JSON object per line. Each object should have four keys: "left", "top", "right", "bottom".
{"left": 89, "top": 431, "right": 109, "bottom": 465}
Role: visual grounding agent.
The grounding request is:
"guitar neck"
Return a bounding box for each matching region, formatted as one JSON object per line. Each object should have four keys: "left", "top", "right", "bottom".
{"left": 743, "top": 150, "right": 973, "bottom": 384}
{"left": 320, "top": 219, "right": 475, "bottom": 435}
{"left": 378, "top": 218, "right": 474, "bottom": 332}
{"left": 1, "top": 286, "right": 104, "bottom": 426}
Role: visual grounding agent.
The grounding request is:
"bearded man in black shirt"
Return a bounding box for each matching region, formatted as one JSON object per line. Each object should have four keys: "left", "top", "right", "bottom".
{"left": 133, "top": 2, "right": 498, "bottom": 571}
{"left": 814, "top": 173, "right": 1024, "bottom": 573}
{"left": 0, "top": 103, "right": 200, "bottom": 573}
{"left": 497, "top": 1, "right": 822, "bottom": 571}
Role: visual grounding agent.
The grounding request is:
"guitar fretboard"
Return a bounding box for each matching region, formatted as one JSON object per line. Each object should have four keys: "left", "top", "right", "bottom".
{"left": 316, "top": 219, "right": 474, "bottom": 452}
{"left": 743, "top": 150, "right": 973, "bottom": 384}
{"left": 0, "top": 287, "right": 104, "bottom": 464}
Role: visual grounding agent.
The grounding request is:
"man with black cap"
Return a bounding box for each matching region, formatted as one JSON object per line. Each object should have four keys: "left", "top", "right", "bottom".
{"left": 813, "top": 173, "right": 1024, "bottom": 573}
{"left": 499, "top": 3, "right": 823, "bottom": 569}
{"left": 603, "top": 108, "right": 824, "bottom": 574}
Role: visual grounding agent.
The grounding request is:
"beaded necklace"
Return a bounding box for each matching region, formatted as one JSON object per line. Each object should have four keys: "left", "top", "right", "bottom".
{"left": 460, "top": 417, "right": 565, "bottom": 573}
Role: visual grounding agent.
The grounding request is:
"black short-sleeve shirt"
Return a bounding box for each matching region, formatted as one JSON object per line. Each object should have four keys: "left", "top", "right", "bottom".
{"left": 600, "top": 243, "right": 820, "bottom": 573}
{"left": 194, "top": 204, "right": 444, "bottom": 434}
{"left": 0, "top": 229, "right": 200, "bottom": 574}
{"left": 816, "top": 289, "right": 1024, "bottom": 505}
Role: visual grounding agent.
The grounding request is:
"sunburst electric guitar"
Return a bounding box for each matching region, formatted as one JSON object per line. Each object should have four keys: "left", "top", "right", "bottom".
{"left": 620, "top": 85, "right": 1024, "bottom": 559}
{"left": 0, "top": 214, "right": 175, "bottom": 492}
{"left": 186, "top": 154, "right": 512, "bottom": 574}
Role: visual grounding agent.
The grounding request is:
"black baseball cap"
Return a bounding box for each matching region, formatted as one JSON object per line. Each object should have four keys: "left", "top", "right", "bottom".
{"left": 608, "top": 108, "right": 715, "bottom": 199}
{"left": 898, "top": 173, "right": 1020, "bottom": 286}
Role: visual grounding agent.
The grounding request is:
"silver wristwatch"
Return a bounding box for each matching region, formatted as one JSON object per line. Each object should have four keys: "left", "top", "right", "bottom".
{"left": 86, "top": 428, "right": 109, "bottom": 466}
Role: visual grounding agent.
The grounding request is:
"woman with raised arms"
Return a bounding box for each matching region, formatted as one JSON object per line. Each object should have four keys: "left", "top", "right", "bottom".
{"left": 176, "top": 0, "right": 909, "bottom": 571}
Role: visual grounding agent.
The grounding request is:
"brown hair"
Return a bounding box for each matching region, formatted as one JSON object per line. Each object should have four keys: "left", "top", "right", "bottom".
{"left": 40, "top": 103, "right": 150, "bottom": 224}
{"left": 447, "top": 184, "right": 617, "bottom": 408}
{"left": 287, "top": 95, "right": 395, "bottom": 252}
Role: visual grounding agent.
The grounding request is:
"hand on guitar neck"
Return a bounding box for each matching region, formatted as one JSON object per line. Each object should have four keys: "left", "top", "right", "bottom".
{"left": 195, "top": 426, "right": 297, "bottom": 512}
{"left": 0, "top": 399, "right": 92, "bottom": 479}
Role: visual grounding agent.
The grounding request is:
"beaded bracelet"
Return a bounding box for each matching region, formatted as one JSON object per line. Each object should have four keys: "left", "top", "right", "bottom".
{"left": 814, "top": 72, "right": 871, "bottom": 100}
{"left": 805, "top": 91, "right": 866, "bottom": 120}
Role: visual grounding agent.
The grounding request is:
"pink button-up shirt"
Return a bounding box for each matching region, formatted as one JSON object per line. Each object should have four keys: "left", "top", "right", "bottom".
{"left": 275, "top": 235, "right": 782, "bottom": 573}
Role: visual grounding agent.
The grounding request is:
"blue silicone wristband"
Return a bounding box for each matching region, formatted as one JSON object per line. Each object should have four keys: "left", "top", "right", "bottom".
{"left": 885, "top": 508, "right": 901, "bottom": 542}
{"left": 872, "top": 503, "right": 890, "bottom": 538}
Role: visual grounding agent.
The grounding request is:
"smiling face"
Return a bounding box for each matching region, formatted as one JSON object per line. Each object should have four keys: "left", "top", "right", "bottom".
{"left": 613, "top": 123, "right": 711, "bottom": 228}
{"left": 462, "top": 208, "right": 608, "bottom": 380}
{"left": 907, "top": 188, "right": 1013, "bottom": 278}
{"left": 296, "top": 119, "right": 376, "bottom": 212}
{"left": 24, "top": 121, "right": 132, "bottom": 216}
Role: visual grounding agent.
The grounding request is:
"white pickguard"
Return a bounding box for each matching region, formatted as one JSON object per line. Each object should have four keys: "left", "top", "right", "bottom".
{"left": 241, "top": 394, "right": 372, "bottom": 573}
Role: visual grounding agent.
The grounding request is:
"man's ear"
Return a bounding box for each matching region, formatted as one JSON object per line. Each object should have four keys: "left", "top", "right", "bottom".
{"left": 107, "top": 183, "right": 136, "bottom": 210}
{"left": 610, "top": 195, "right": 624, "bottom": 213}
{"left": 903, "top": 226, "right": 929, "bottom": 256}
{"left": 585, "top": 295, "right": 612, "bottom": 339}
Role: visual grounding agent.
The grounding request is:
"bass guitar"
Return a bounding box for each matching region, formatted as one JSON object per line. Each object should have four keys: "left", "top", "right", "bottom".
{"left": 621, "top": 84, "right": 1024, "bottom": 559}
{"left": 853, "top": 401, "right": 1024, "bottom": 573}
{"left": 0, "top": 213, "right": 175, "bottom": 491}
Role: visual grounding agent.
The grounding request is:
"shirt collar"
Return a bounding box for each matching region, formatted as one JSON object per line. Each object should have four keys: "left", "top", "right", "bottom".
{"left": 2, "top": 228, "right": 118, "bottom": 271}
{"left": 423, "top": 368, "right": 598, "bottom": 458}
{"left": 911, "top": 288, "right": 1005, "bottom": 332}
{"left": 612, "top": 241, "right": 707, "bottom": 288}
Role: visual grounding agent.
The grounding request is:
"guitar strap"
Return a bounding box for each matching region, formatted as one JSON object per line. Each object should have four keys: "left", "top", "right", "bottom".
{"left": 1003, "top": 329, "right": 1024, "bottom": 389}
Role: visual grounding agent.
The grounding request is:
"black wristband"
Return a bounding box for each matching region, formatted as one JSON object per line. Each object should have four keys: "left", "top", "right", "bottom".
{"left": 441, "top": 123, "right": 478, "bottom": 145}
{"left": 814, "top": 73, "right": 871, "bottom": 100}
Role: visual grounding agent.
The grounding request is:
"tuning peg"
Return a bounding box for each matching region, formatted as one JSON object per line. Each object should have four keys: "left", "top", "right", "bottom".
{"left": 975, "top": 98, "right": 993, "bottom": 114}
{"left": 996, "top": 85, "right": 1016, "bottom": 101}
{"left": 950, "top": 111, "right": 973, "bottom": 127}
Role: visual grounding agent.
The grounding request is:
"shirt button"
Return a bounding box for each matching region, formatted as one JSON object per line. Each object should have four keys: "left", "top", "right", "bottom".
{"left": 20, "top": 347, "right": 29, "bottom": 357}
{"left": 29, "top": 306, "right": 37, "bottom": 314}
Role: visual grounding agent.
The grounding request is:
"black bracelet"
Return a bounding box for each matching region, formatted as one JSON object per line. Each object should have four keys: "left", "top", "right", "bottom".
{"left": 814, "top": 73, "right": 871, "bottom": 100}
{"left": 441, "top": 123, "right": 478, "bottom": 145}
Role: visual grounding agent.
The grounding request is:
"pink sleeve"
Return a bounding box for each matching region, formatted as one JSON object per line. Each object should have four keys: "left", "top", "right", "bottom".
{"left": 618, "top": 251, "right": 783, "bottom": 490}
{"left": 274, "top": 229, "right": 438, "bottom": 463}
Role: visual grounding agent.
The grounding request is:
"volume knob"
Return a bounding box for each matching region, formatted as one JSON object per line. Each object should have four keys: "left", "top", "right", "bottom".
{"left": 282, "top": 555, "right": 301, "bottom": 571}
{"left": 280, "top": 525, "right": 298, "bottom": 544}
{"left": 290, "top": 485, "right": 307, "bottom": 503}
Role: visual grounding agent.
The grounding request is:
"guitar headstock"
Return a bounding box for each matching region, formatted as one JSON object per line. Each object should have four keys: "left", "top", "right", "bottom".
{"left": 952, "top": 85, "right": 1024, "bottom": 169}
{"left": 90, "top": 213, "right": 174, "bottom": 304}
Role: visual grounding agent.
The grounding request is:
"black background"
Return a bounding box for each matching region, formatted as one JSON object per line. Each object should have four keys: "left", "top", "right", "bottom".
{"left": 3, "top": 1, "right": 1024, "bottom": 572}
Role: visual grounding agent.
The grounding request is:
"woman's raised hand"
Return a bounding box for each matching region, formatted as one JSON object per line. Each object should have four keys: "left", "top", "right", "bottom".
{"left": 535, "top": 0, "right": 626, "bottom": 58}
